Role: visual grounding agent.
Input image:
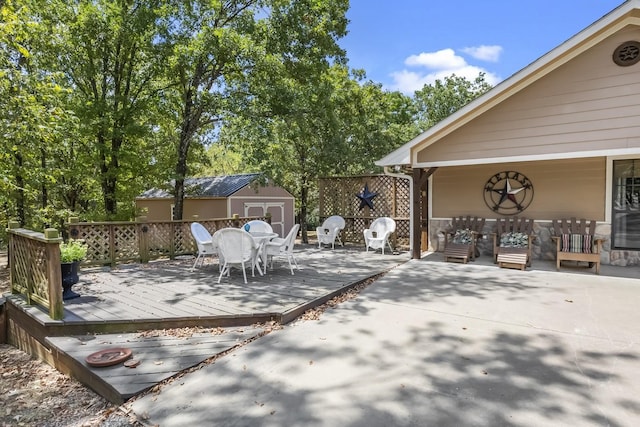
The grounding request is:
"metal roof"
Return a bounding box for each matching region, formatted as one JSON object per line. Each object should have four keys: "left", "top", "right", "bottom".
{"left": 138, "top": 173, "right": 262, "bottom": 199}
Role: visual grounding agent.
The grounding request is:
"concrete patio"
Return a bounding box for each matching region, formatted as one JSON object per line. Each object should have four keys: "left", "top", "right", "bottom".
{"left": 126, "top": 253, "right": 640, "bottom": 426}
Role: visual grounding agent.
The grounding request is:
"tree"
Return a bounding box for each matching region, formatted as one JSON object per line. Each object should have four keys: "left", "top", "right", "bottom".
{"left": 413, "top": 73, "right": 492, "bottom": 132}
{"left": 59, "top": 0, "right": 172, "bottom": 219}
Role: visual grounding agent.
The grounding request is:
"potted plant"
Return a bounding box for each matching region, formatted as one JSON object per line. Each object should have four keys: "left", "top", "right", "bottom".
{"left": 60, "top": 239, "right": 88, "bottom": 300}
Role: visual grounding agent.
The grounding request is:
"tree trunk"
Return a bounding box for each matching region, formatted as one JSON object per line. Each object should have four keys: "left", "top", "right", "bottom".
{"left": 299, "top": 177, "right": 309, "bottom": 244}
{"left": 14, "top": 153, "right": 25, "bottom": 225}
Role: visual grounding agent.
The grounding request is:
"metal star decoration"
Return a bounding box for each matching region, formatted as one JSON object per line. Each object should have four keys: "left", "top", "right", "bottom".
{"left": 493, "top": 177, "right": 525, "bottom": 207}
{"left": 356, "top": 184, "right": 377, "bottom": 210}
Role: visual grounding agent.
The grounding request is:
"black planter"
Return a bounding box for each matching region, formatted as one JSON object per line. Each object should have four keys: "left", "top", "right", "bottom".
{"left": 61, "top": 261, "right": 81, "bottom": 300}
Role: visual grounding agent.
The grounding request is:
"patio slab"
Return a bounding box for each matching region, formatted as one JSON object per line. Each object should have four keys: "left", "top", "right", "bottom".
{"left": 127, "top": 253, "right": 640, "bottom": 426}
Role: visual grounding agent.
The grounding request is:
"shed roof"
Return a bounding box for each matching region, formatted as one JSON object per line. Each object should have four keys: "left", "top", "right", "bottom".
{"left": 376, "top": 0, "right": 640, "bottom": 168}
{"left": 138, "top": 173, "right": 262, "bottom": 199}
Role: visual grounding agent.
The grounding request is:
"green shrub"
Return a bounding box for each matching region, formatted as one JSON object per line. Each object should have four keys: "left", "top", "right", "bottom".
{"left": 60, "top": 239, "right": 88, "bottom": 263}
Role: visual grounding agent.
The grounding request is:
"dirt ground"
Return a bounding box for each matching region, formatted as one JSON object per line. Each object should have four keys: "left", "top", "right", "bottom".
{"left": 1, "top": 254, "right": 135, "bottom": 427}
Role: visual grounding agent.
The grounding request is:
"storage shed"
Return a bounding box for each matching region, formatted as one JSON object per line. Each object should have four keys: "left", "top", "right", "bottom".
{"left": 136, "top": 173, "right": 295, "bottom": 237}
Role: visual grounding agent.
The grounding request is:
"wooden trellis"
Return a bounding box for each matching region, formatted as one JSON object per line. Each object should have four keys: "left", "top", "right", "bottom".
{"left": 318, "top": 175, "right": 411, "bottom": 249}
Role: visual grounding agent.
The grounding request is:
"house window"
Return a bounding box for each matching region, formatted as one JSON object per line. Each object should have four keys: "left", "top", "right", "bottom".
{"left": 612, "top": 159, "right": 640, "bottom": 249}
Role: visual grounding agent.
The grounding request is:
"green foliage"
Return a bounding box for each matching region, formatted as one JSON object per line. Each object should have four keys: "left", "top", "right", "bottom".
{"left": 414, "top": 73, "right": 493, "bottom": 132}
{"left": 59, "top": 239, "right": 88, "bottom": 263}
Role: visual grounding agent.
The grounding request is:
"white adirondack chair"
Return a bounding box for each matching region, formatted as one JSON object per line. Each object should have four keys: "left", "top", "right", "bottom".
{"left": 316, "top": 215, "right": 345, "bottom": 249}
{"left": 190, "top": 223, "right": 217, "bottom": 270}
{"left": 213, "top": 228, "right": 261, "bottom": 284}
{"left": 363, "top": 217, "right": 396, "bottom": 254}
{"left": 266, "top": 224, "right": 300, "bottom": 275}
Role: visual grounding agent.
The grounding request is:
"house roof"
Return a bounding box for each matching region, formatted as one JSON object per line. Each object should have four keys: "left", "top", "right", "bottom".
{"left": 138, "top": 173, "right": 263, "bottom": 199}
{"left": 376, "top": 0, "right": 640, "bottom": 168}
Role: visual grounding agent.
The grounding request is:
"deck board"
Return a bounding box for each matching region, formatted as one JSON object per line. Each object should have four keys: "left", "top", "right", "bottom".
{"left": 10, "top": 246, "right": 409, "bottom": 403}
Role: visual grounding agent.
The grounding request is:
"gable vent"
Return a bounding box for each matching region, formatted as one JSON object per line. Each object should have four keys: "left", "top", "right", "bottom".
{"left": 613, "top": 41, "right": 640, "bottom": 66}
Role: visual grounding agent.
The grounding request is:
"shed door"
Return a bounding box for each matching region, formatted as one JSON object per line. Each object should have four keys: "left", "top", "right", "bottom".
{"left": 244, "top": 202, "right": 285, "bottom": 237}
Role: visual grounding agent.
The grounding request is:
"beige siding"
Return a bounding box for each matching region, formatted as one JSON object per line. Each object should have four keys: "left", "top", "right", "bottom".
{"left": 433, "top": 158, "right": 606, "bottom": 220}
{"left": 135, "top": 198, "right": 228, "bottom": 221}
{"left": 136, "top": 199, "right": 173, "bottom": 221}
{"left": 184, "top": 199, "right": 228, "bottom": 220}
{"left": 417, "top": 27, "right": 640, "bottom": 163}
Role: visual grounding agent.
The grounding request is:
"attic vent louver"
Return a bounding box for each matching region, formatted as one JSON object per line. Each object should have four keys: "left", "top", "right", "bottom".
{"left": 613, "top": 41, "right": 640, "bottom": 66}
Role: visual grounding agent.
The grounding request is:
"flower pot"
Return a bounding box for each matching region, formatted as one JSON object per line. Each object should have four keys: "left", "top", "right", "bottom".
{"left": 61, "top": 261, "right": 81, "bottom": 300}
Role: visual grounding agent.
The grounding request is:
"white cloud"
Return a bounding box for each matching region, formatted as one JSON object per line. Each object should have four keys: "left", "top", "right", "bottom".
{"left": 461, "top": 45, "right": 503, "bottom": 62}
{"left": 389, "top": 47, "right": 503, "bottom": 94}
{"left": 405, "top": 48, "right": 466, "bottom": 69}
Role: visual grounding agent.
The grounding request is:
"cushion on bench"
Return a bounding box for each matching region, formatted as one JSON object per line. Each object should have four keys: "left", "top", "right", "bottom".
{"left": 499, "top": 232, "right": 528, "bottom": 248}
{"left": 451, "top": 229, "right": 474, "bottom": 245}
{"left": 560, "top": 233, "right": 592, "bottom": 253}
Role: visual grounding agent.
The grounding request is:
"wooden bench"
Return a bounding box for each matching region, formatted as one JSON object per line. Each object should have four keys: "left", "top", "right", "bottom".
{"left": 551, "top": 218, "right": 603, "bottom": 274}
{"left": 441, "top": 216, "right": 485, "bottom": 263}
{"left": 492, "top": 217, "right": 535, "bottom": 270}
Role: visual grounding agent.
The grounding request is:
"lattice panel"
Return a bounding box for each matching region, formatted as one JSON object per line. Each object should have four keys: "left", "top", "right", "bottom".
{"left": 146, "top": 223, "right": 173, "bottom": 258}
{"left": 73, "top": 224, "right": 112, "bottom": 265}
{"left": 173, "top": 222, "right": 192, "bottom": 255}
{"left": 319, "top": 175, "right": 411, "bottom": 247}
{"left": 114, "top": 224, "right": 139, "bottom": 262}
{"left": 10, "top": 234, "right": 51, "bottom": 307}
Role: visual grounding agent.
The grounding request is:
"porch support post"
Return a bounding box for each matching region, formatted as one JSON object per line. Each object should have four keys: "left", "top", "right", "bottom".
{"left": 411, "top": 167, "right": 437, "bottom": 259}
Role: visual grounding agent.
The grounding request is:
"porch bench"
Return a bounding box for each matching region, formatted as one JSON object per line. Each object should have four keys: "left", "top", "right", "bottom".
{"left": 551, "top": 218, "right": 603, "bottom": 274}
{"left": 441, "top": 216, "right": 485, "bottom": 263}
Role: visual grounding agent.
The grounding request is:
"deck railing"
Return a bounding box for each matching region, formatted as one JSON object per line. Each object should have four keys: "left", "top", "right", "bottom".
{"left": 68, "top": 215, "right": 268, "bottom": 266}
{"left": 7, "top": 222, "right": 64, "bottom": 320}
{"left": 7, "top": 215, "right": 267, "bottom": 319}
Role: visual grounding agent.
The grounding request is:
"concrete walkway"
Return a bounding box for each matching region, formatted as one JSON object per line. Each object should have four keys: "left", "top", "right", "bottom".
{"left": 126, "top": 255, "right": 640, "bottom": 426}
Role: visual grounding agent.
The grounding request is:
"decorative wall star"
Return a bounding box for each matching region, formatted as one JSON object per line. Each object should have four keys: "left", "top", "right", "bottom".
{"left": 356, "top": 184, "right": 377, "bottom": 210}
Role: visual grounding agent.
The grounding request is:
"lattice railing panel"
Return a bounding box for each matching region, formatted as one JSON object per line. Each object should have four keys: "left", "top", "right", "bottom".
{"left": 146, "top": 223, "right": 173, "bottom": 258}
{"left": 319, "top": 175, "right": 411, "bottom": 249}
{"left": 9, "top": 230, "right": 57, "bottom": 311}
{"left": 67, "top": 216, "right": 261, "bottom": 266}
{"left": 73, "top": 224, "right": 112, "bottom": 265}
{"left": 114, "top": 224, "right": 139, "bottom": 262}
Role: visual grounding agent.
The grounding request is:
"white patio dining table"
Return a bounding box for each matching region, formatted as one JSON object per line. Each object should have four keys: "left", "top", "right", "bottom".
{"left": 248, "top": 231, "right": 278, "bottom": 274}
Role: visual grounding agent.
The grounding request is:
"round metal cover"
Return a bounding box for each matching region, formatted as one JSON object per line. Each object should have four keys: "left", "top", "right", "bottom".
{"left": 85, "top": 347, "right": 132, "bottom": 367}
{"left": 613, "top": 41, "right": 640, "bottom": 66}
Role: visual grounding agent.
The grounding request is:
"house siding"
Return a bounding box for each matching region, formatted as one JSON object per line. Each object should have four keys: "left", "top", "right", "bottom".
{"left": 416, "top": 27, "right": 640, "bottom": 164}
{"left": 432, "top": 158, "right": 606, "bottom": 221}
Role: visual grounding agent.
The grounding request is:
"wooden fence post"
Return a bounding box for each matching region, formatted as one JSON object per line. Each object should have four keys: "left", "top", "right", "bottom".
{"left": 265, "top": 212, "right": 272, "bottom": 224}
{"left": 137, "top": 216, "right": 150, "bottom": 263}
{"left": 43, "top": 228, "right": 63, "bottom": 320}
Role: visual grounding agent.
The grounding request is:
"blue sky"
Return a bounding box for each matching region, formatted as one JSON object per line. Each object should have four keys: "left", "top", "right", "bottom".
{"left": 340, "top": 0, "right": 626, "bottom": 94}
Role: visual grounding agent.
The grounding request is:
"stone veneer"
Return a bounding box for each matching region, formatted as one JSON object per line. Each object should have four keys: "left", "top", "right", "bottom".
{"left": 431, "top": 219, "right": 640, "bottom": 267}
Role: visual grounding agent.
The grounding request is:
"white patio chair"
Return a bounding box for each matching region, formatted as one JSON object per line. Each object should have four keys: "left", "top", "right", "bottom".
{"left": 244, "top": 220, "right": 273, "bottom": 234}
{"left": 190, "top": 222, "right": 217, "bottom": 270}
{"left": 266, "top": 224, "right": 300, "bottom": 275}
{"left": 363, "top": 217, "right": 396, "bottom": 255}
{"left": 213, "top": 228, "right": 261, "bottom": 284}
{"left": 316, "top": 215, "right": 345, "bottom": 249}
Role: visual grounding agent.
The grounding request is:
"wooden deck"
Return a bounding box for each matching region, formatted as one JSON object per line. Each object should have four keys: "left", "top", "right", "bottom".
{"left": 5, "top": 245, "right": 409, "bottom": 403}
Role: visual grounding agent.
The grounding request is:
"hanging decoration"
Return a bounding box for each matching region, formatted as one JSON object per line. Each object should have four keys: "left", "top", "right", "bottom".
{"left": 483, "top": 171, "right": 534, "bottom": 215}
{"left": 356, "top": 183, "right": 378, "bottom": 210}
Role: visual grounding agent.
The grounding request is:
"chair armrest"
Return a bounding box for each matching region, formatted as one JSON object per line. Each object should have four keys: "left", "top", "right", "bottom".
{"left": 550, "top": 236, "right": 561, "bottom": 251}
